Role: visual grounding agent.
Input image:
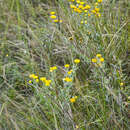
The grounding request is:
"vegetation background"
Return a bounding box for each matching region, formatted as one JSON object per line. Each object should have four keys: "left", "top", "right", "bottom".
{"left": 0, "top": 0, "right": 129, "bottom": 129}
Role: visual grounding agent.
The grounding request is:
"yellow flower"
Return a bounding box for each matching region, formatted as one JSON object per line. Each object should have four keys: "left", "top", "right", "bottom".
{"left": 120, "top": 82, "right": 124, "bottom": 86}
{"left": 76, "top": 125, "right": 79, "bottom": 128}
{"left": 84, "top": 10, "right": 88, "bottom": 13}
{"left": 95, "top": 7, "right": 100, "bottom": 12}
{"left": 74, "top": 96, "right": 78, "bottom": 99}
{"left": 40, "top": 77, "right": 46, "bottom": 82}
{"left": 29, "top": 80, "right": 32, "bottom": 84}
{"left": 88, "top": 13, "right": 91, "bottom": 16}
{"left": 98, "top": 0, "right": 102, "bottom": 3}
{"left": 29, "top": 74, "right": 35, "bottom": 78}
{"left": 6, "top": 54, "right": 8, "bottom": 57}
{"left": 35, "top": 79, "right": 39, "bottom": 83}
{"left": 70, "top": 97, "right": 76, "bottom": 103}
{"left": 68, "top": 70, "right": 73, "bottom": 75}
{"left": 81, "top": 21, "right": 84, "bottom": 24}
{"left": 100, "top": 58, "right": 104, "bottom": 62}
{"left": 96, "top": 54, "right": 102, "bottom": 57}
{"left": 50, "top": 12, "right": 55, "bottom": 15}
{"left": 76, "top": 0, "right": 80, "bottom": 4}
{"left": 50, "top": 66, "right": 57, "bottom": 72}
{"left": 74, "top": 59, "right": 80, "bottom": 64}
{"left": 92, "top": 58, "right": 97, "bottom": 63}
{"left": 53, "top": 19, "right": 58, "bottom": 23}
{"left": 50, "top": 68, "right": 53, "bottom": 72}
{"left": 29, "top": 74, "right": 38, "bottom": 79}
{"left": 70, "top": 4, "right": 76, "bottom": 9}
{"left": 70, "top": 96, "right": 77, "bottom": 103}
{"left": 34, "top": 75, "right": 38, "bottom": 79}
{"left": 80, "top": 2, "right": 84, "bottom": 5}
{"left": 84, "top": 20, "right": 87, "bottom": 24}
{"left": 96, "top": 13, "right": 101, "bottom": 17}
{"left": 63, "top": 77, "right": 72, "bottom": 82}
{"left": 45, "top": 80, "right": 51, "bottom": 86}
{"left": 53, "top": 66, "right": 57, "bottom": 70}
{"left": 95, "top": 2, "right": 98, "bottom": 6}
{"left": 50, "top": 15, "right": 56, "bottom": 19}
{"left": 59, "top": 20, "right": 63, "bottom": 23}
{"left": 78, "top": 5, "right": 83, "bottom": 9}
{"left": 91, "top": 10, "right": 96, "bottom": 14}
{"left": 76, "top": 9, "right": 82, "bottom": 13}
{"left": 84, "top": 5, "right": 91, "bottom": 10}
{"left": 64, "top": 64, "right": 70, "bottom": 68}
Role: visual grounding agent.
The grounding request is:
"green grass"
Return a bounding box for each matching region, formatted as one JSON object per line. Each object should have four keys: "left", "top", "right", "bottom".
{"left": 0, "top": 0, "right": 129, "bottom": 129}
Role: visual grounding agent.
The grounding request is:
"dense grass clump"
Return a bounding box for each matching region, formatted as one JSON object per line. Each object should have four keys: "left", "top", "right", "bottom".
{"left": 0, "top": 0, "right": 129, "bottom": 129}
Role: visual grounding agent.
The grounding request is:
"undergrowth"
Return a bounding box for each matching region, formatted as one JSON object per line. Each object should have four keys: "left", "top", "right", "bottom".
{"left": 0, "top": 0, "right": 129, "bottom": 129}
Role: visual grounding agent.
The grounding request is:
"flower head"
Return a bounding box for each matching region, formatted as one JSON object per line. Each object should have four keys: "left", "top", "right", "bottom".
{"left": 59, "top": 20, "right": 63, "bottom": 23}
{"left": 50, "top": 12, "right": 55, "bottom": 15}
{"left": 50, "top": 15, "right": 56, "bottom": 19}
{"left": 29, "top": 74, "right": 38, "bottom": 79}
{"left": 80, "top": 2, "right": 84, "bottom": 5}
{"left": 64, "top": 64, "right": 70, "bottom": 68}
{"left": 76, "top": 125, "right": 79, "bottom": 128}
{"left": 29, "top": 74, "right": 35, "bottom": 79}
{"left": 95, "top": 2, "right": 98, "bottom": 6}
{"left": 34, "top": 75, "right": 38, "bottom": 79}
{"left": 68, "top": 70, "right": 73, "bottom": 75}
{"left": 53, "top": 19, "right": 58, "bottom": 23}
{"left": 70, "top": 96, "right": 77, "bottom": 103}
{"left": 95, "top": 7, "right": 100, "bottom": 12}
{"left": 74, "top": 59, "right": 80, "bottom": 64}
{"left": 70, "top": 97, "right": 76, "bottom": 103}
{"left": 100, "top": 58, "right": 104, "bottom": 62}
{"left": 50, "top": 66, "right": 57, "bottom": 72}
{"left": 96, "top": 54, "right": 102, "bottom": 57}
{"left": 40, "top": 77, "right": 46, "bottom": 82}
{"left": 120, "top": 82, "right": 124, "bottom": 86}
{"left": 92, "top": 58, "right": 97, "bottom": 63}
{"left": 81, "top": 21, "right": 84, "bottom": 24}
{"left": 28, "top": 80, "right": 32, "bottom": 84}
{"left": 76, "top": 0, "right": 80, "bottom": 4}
{"left": 98, "top": 0, "right": 102, "bottom": 3}
{"left": 45, "top": 80, "right": 51, "bottom": 86}
{"left": 35, "top": 79, "right": 39, "bottom": 83}
{"left": 63, "top": 77, "right": 72, "bottom": 82}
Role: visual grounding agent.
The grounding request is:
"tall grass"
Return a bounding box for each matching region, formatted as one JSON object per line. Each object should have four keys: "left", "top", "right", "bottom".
{"left": 0, "top": 0, "right": 129, "bottom": 129}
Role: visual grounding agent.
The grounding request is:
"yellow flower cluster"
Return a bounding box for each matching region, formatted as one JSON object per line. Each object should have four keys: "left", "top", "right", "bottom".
{"left": 92, "top": 54, "right": 104, "bottom": 67}
{"left": 70, "top": 96, "right": 77, "bottom": 103}
{"left": 50, "top": 12, "right": 62, "bottom": 23}
{"left": 63, "top": 59, "right": 80, "bottom": 81}
{"left": 29, "top": 74, "right": 52, "bottom": 86}
{"left": 63, "top": 77, "right": 73, "bottom": 82}
{"left": 70, "top": 1, "right": 91, "bottom": 15}
{"left": 91, "top": 7, "right": 101, "bottom": 17}
{"left": 50, "top": 66, "right": 57, "bottom": 72}
{"left": 69, "top": 0, "right": 102, "bottom": 23}
{"left": 29, "top": 74, "right": 39, "bottom": 83}
{"left": 40, "top": 77, "right": 52, "bottom": 86}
